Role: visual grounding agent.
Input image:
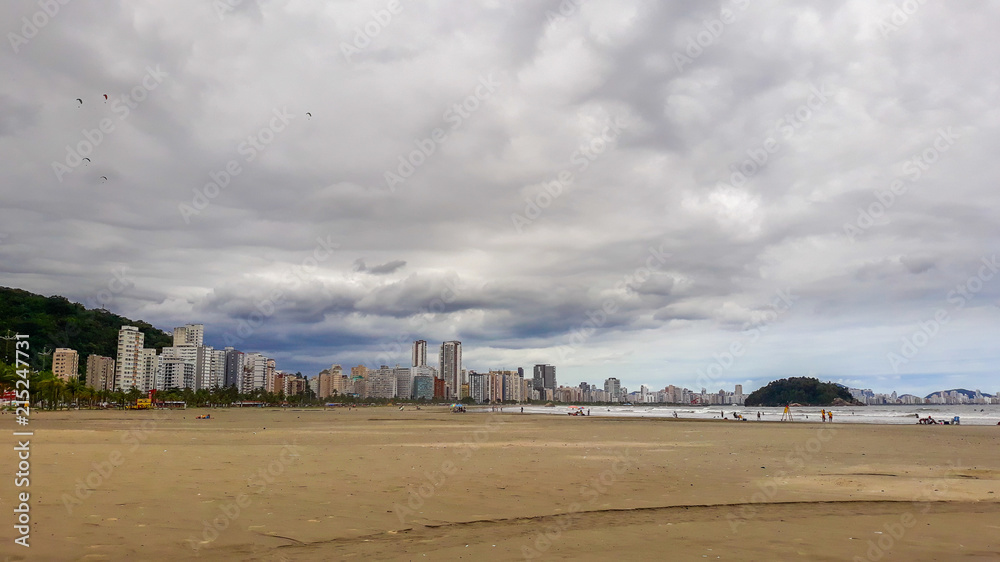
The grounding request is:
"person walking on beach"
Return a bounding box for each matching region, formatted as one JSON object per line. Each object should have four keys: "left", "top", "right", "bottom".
{"left": 821, "top": 409, "right": 826, "bottom": 422}
{"left": 828, "top": 411, "right": 833, "bottom": 422}
{"left": 757, "top": 411, "right": 761, "bottom": 421}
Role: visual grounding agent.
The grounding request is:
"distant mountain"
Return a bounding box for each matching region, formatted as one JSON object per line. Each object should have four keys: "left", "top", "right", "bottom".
{"left": 0, "top": 286, "right": 172, "bottom": 369}
{"left": 924, "top": 389, "right": 995, "bottom": 399}
{"left": 745, "top": 377, "right": 864, "bottom": 407}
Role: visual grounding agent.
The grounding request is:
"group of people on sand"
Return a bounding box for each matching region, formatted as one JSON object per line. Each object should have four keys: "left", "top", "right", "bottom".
{"left": 821, "top": 409, "right": 833, "bottom": 422}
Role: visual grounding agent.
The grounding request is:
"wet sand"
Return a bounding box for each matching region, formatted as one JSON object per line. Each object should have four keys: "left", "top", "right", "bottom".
{"left": 8, "top": 407, "right": 1000, "bottom": 560}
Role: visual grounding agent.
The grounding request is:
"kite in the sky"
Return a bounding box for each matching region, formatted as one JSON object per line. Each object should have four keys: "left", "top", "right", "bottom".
{"left": 306, "top": 112, "right": 312, "bottom": 118}
{"left": 82, "top": 158, "right": 91, "bottom": 164}
{"left": 103, "top": 94, "right": 108, "bottom": 102}
{"left": 100, "top": 176, "right": 108, "bottom": 182}
{"left": 76, "top": 98, "right": 83, "bottom": 106}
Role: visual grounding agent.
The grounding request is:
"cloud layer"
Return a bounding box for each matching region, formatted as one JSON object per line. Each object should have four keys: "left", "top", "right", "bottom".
{"left": 2, "top": 0, "right": 998, "bottom": 396}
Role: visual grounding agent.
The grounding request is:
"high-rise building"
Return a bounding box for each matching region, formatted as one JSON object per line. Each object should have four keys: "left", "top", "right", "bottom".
{"left": 367, "top": 366, "right": 398, "bottom": 399}
{"left": 196, "top": 347, "right": 226, "bottom": 390}
{"left": 394, "top": 366, "right": 413, "bottom": 399}
{"left": 604, "top": 377, "right": 621, "bottom": 402}
{"left": 159, "top": 356, "right": 195, "bottom": 390}
{"left": 115, "top": 326, "right": 144, "bottom": 390}
{"left": 412, "top": 340, "right": 427, "bottom": 367}
{"left": 224, "top": 348, "right": 244, "bottom": 389}
{"left": 487, "top": 370, "right": 523, "bottom": 402}
{"left": 439, "top": 341, "right": 462, "bottom": 398}
{"left": 172, "top": 324, "right": 204, "bottom": 347}
{"left": 468, "top": 372, "right": 488, "bottom": 403}
{"left": 139, "top": 348, "right": 159, "bottom": 392}
{"left": 412, "top": 375, "right": 434, "bottom": 400}
{"left": 158, "top": 345, "right": 198, "bottom": 391}
{"left": 534, "top": 364, "right": 556, "bottom": 391}
{"left": 52, "top": 348, "right": 79, "bottom": 382}
{"left": 243, "top": 353, "right": 268, "bottom": 393}
{"left": 317, "top": 364, "right": 345, "bottom": 399}
{"left": 489, "top": 370, "right": 505, "bottom": 403}
{"left": 85, "top": 355, "right": 115, "bottom": 391}
{"left": 266, "top": 358, "right": 277, "bottom": 393}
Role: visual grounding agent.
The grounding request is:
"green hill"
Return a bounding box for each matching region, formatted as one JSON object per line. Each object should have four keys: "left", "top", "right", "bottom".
{"left": 745, "top": 377, "right": 863, "bottom": 407}
{"left": 0, "top": 286, "right": 172, "bottom": 369}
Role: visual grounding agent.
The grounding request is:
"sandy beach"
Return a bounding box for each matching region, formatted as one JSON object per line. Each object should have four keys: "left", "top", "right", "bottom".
{"left": 7, "top": 407, "right": 999, "bottom": 561}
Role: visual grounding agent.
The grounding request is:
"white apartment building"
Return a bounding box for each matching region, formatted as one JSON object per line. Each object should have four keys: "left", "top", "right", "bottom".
{"left": 115, "top": 326, "right": 144, "bottom": 390}
{"left": 196, "top": 347, "right": 227, "bottom": 390}
{"left": 367, "top": 367, "right": 398, "bottom": 399}
{"left": 159, "top": 356, "right": 195, "bottom": 390}
{"left": 139, "top": 348, "right": 159, "bottom": 393}
{"left": 242, "top": 352, "right": 268, "bottom": 393}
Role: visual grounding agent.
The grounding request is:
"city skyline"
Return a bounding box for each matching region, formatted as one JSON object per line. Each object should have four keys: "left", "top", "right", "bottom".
{"left": 71, "top": 323, "right": 997, "bottom": 402}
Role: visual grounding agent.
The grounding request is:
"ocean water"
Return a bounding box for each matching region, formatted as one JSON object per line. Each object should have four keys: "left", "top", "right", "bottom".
{"left": 516, "top": 404, "right": 1000, "bottom": 425}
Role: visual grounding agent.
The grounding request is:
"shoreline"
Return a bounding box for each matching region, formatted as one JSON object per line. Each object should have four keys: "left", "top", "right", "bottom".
{"left": 22, "top": 403, "right": 1000, "bottom": 427}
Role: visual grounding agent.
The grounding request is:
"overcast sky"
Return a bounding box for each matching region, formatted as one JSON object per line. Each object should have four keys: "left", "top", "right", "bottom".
{"left": 2, "top": 0, "right": 998, "bottom": 396}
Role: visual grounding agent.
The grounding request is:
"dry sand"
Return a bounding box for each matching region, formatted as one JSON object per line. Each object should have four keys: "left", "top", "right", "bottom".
{"left": 5, "top": 407, "right": 999, "bottom": 561}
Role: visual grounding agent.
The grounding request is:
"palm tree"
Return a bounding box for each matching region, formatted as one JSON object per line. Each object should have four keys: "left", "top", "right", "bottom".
{"left": 34, "top": 373, "right": 64, "bottom": 410}
{"left": 125, "top": 387, "right": 142, "bottom": 408}
{"left": 79, "top": 387, "right": 96, "bottom": 409}
{"left": 110, "top": 389, "right": 125, "bottom": 409}
{"left": 65, "top": 378, "right": 85, "bottom": 409}
{"left": 0, "top": 361, "right": 17, "bottom": 391}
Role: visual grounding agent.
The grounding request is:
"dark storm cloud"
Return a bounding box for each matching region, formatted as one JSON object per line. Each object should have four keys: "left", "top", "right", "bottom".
{"left": 354, "top": 258, "right": 407, "bottom": 275}
{"left": 1, "top": 0, "right": 998, "bottom": 395}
